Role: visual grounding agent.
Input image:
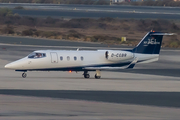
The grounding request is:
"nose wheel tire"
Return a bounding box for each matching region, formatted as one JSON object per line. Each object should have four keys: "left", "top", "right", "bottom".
{"left": 84, "top": 74, "right": 90, "bottom": 78}
{"left": 95, "top": 74, "right": 101, "bottom": 79}
{"left": 22, "top": 73, "right": 27, "bottom": 78}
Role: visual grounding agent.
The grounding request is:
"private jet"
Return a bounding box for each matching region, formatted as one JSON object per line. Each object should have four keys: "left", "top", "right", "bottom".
{"left": 5, "top": 31, "right": 174, "bottom": 79}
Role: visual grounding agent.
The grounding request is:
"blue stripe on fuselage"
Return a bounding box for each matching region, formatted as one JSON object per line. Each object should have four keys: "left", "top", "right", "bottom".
{"left": 15, "top": 62, "right": 131, "bottom": 72}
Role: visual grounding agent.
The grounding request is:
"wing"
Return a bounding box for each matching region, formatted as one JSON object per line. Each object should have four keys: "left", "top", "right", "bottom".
{"left": 83, "top": 58, "right": 138, "bottom": 70}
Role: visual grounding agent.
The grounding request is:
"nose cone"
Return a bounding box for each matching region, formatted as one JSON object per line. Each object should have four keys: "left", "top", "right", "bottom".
{"left": 4, "top": 57, "right": 27, "bottom": 70}
{"left": 5, "top": 63, "right": 15, "bottom": 69}
{"left": 4, "top": 64, "right": 9, "bottom": 68}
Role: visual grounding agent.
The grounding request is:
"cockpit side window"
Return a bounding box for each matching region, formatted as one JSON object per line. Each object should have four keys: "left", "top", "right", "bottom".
{"left": 28, "top": 52, "right": 46, "bottom": 59}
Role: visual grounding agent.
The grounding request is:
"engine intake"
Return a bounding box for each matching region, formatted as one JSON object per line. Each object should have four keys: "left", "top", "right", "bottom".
{"left": 105, "top": 50, "right": 134, "bottom": 62}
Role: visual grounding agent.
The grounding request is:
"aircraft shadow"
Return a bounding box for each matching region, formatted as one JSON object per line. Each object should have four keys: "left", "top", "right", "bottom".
{"left": 116, "top": 69, "right": 180, "bottom": 77}
{"left": 0, "top": 90, "right": 180, "bottom": 108}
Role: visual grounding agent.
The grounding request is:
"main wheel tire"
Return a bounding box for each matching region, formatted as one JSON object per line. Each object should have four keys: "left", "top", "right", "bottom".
{"left": 22, "top": 73, "right": 27, "bottom": 78}
{"left": 84, "top": 74, "right": 90, "bottom": 78}
{"left": 95, "top": 74, "right": 101, "bottom": 79}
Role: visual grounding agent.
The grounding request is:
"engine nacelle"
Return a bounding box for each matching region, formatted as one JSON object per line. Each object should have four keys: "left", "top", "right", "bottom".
{"left": 105, "top": 50, "right": 134, "bottom": 62}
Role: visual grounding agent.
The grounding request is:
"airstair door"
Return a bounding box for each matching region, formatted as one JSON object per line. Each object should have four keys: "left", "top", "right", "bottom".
{"left": 50, "top": 52, "right": 58, "bottom": 63}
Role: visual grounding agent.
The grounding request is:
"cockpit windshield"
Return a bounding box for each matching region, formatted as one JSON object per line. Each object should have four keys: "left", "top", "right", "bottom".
{"left": 28, "top": 52, "right": 46, "bottom": 59}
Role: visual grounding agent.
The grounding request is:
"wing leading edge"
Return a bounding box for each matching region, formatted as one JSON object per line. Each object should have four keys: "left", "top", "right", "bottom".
{"left": 83, "top": 58, "right": 138, "bottom": 70}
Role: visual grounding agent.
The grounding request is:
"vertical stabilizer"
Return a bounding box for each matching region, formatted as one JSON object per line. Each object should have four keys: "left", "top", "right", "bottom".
{"left": 133, "top": 32, "right": 174, "bottom": 54}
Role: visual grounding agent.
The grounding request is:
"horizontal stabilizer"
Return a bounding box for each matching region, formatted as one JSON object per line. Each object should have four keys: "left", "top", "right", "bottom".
{"left": 150, "top": 33, "right": 175, "bottom": 36}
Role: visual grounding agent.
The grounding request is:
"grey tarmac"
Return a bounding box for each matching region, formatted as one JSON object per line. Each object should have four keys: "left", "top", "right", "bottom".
{"left": 1, "top": 3, "right": 180, "bottom": 19}
{"left": 0, "top": 37, "right": 180, "bottom": 119}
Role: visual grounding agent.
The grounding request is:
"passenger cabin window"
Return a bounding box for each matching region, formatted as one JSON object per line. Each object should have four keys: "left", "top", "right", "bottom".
{"left": 74, "top": 56, "right": 77, "bottom": 61}
{"left": 67, "top": 56, "right": 70, "bottom": 61}
{"left": 81, "top": 56, "right": 84, "bottom": 61}
{"left": 60, "top": 56, "right": 63, "bottom": 61}
{"left": 28, "top": 52, "right": 46, "bottom": 59}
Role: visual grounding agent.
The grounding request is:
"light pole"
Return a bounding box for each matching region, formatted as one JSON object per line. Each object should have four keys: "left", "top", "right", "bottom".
{"left": 110, "top": 0, "right": 113, "bottom": 5}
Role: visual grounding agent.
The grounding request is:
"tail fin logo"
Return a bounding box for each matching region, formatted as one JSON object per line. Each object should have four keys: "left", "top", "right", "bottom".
{"left": 144, "top": 38, "right": 160, "bottom": 45}
{"left": 134, "top": 32, "right": 173, "bottom": 54}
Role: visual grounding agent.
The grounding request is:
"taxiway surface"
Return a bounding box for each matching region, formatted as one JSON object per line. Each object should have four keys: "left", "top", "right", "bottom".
{"left": 1, "top": 3, "right": 180, "bottom": 19}
{"left": 0, "top": 37, "right": 180, "bottom": 119}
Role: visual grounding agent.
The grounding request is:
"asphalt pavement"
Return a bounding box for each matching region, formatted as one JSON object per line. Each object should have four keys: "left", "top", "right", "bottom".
{"left": 1, "top": 3, "right": 180, "bottom": 19}
{"left": 0, "top": 31, "right": 180, "bottom": 120}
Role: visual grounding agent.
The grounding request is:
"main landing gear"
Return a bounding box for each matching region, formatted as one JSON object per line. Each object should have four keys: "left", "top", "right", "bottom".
{"left": 22, "top": 72, "right": 27, "bottom": 78}
{"left": 83, "top": 71, "right": 90, "bottom": 78}
{"left": 95, "top": 70, "right": 101, "bottom": 79}
{"left": 83, "top": 70, "right": 101, "bottom": 79}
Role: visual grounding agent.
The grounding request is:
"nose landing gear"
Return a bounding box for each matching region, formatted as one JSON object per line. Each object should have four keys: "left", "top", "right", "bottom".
{"left": 22, "top": 72, "right": 27, "bottom": 78}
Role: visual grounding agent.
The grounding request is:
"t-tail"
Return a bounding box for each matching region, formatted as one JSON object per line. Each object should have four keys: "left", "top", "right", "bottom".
{"left": 132, "top": 31, "right": 174, "bottom": 63}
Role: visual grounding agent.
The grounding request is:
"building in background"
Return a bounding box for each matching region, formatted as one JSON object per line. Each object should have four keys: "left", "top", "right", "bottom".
{"left": 112, "top": 0, "right": 125, "bottom": 3}
{"left": 128, "top": 0, "right": 158, "bottom": 1}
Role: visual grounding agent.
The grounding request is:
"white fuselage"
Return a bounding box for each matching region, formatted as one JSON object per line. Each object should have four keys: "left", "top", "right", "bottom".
{"left": 5, "top": 49, "right": 159, "bottom": 71}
